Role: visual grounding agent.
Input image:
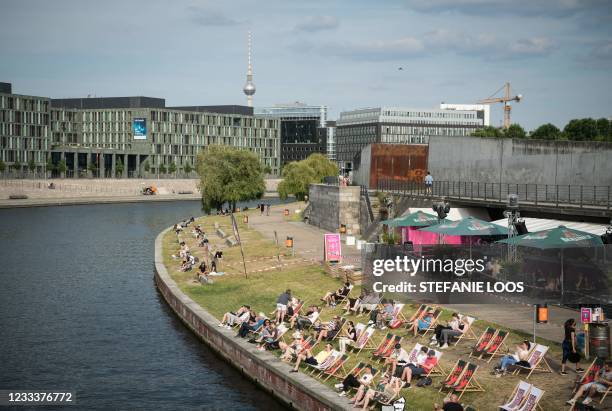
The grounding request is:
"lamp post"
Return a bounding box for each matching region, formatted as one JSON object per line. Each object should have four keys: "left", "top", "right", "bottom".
{"left": 505, "top": 194, "right": 520, "bottom": 262}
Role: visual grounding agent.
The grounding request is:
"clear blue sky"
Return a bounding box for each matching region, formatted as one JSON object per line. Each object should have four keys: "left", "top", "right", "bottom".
{"left": 1, "top": 0, "right": 611, "bottom": 130}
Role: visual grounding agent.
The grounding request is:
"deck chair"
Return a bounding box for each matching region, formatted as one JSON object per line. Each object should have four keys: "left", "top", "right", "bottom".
{"left": 407, "top": 304, "right": 428, "bottom": 322}
{"left": 418, "top": 309, "right": 442, "bottom": 338}
{"left": 573, "top": 357, "right": 605, "bottom": 392}
{"left": 357, "top": 296, "right": 383, "bottom": 317}
{"left": 516, "top": 386, "right": 544, "bottom": 411}
{"left": 284, "top": 300, "right": 305, "bottom": 324}
{"left": 371, "top": 333, "right": 394, "bottom": 357}
{"left": 500, "top": 380, "right": 532, "bottom": 411}
{"left": 440, "top": 360, "right": 468, "bottom": 392}
{"left": 374, "top": 335, "right": 402, "bottom": 362}
{"left": 470, "top": 327, "right": 497, "bottom": 358}
{"left": 511, "top": 344, "right": 552, "bottom": 379}
{"left": 329, "top": 317, "right": 347, "bottom": 341}
{"left": 426, "top": 349, "right": 446, "bottom": 377}
{"left": 481, "top": 329, "right": 510, "bottom": 363}
{"left": 334, "top": 284, "right": 354, "bottom": 306}
{"left": 405, "top": 343, "right": 424, "bottom": 364}
{"left": 321, "top": 354, "right": 350, "bottom": 381}
{"left": 387, "top": 303, "right": 407, "bottom": 329}
{"left": 449, "top": 362, "right": 485, "bottom": 400}
{"left": 308, "top": 350, "right": 342, "bottom": 374}
{"left": 452, "top": 315, "right": 478, "bottom": 345}
{"left": 351, "top": 326, "right": 376, "bottom": 354}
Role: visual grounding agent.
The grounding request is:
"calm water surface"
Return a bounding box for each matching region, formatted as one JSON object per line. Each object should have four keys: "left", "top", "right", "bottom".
{"left": 0, "top": 200, "right": 289, "bottom": 410}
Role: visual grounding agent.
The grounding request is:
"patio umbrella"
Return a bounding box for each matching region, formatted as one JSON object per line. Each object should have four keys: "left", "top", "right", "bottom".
{"left": 419, "top": 216, "right": 508, "bottom": 236}
{"left": 497, "top": 226, "right": 604, "bottom": 299}
{"left": 381, "top": 210, "right": 447, "bottom": 227}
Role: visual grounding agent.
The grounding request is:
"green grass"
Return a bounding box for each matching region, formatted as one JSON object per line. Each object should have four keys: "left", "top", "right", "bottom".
{"left": 162, "top": 211, "right": 574, "bottom": 411}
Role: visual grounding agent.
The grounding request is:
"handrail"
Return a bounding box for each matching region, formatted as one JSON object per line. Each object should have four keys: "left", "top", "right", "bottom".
{"left": 361, "top": 185, "right": 375, "bottom": 223}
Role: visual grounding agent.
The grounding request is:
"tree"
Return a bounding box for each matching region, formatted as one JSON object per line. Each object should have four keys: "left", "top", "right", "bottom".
{"left": 143, "top": 161, "right": 150, "bottom": 173}
{"left": 564, "top": 118, "right": 598, "bottom": 141}
{"left": 504, "top": 124, "right": 527, "bottom": 139}
{"left": 115, "top": 157, "right": 124, "bottom": 177}
{"left": 168, "top": 162, "right": 177, "bottom": 176}
{"left": 262, "top": 164, "right": 272, "bottom": 175}
{"left": 46, "top": 156, "right": 55, "bottom": 173}
{"left": 196, "top": 145, "right": 265, "bottom": 213}
{"left": 0, "top": 159, "right": 5, "bottom": 173}
{"left": 278, "top": 153, "right": 338, "bottom": 200}
{"left": 159, "top": 163, "right": 167, "bottom": 174}
{"left": 12, "top": 160, "right": 22, "bottom": 172}
{"left": 530, "top": 123, "right": 560, "bottom": 140}
{"left": 58, "top": 159, "right": 67, "bottom": 176}
{"left": 87, "top": 162, "right": 98, "bottom": 177}
{"left": 183, "top": 162, "right": 193, "bottom": 174}
{"left": 471, "top": 126, "right": 503, "bottom": 138}
{"left": 28, "top": 157, "right": 36, "bottom": 173}
{"left": 595, "top": 118, "right": 611, "bottom": 141}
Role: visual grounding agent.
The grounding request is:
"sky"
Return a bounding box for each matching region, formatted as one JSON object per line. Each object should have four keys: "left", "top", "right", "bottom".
{"left": 1, "top": 0, "right": 611, "bottom": 130}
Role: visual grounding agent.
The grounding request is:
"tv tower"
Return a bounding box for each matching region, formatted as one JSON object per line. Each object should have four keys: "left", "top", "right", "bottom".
{"left": 243, "top": 31, "right": 256, "bottom": 107}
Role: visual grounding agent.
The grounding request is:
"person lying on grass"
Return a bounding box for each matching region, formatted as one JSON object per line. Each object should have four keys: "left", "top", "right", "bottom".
{"left": 567, "top": 361, "right": 612, "bottom": 406}
{"left": 314, "top": 315, "right": 342, "bottom": 344}
{"left": 321, "top": 282, "right": 351, "bottom": 307}
{"left": 400, "top": 349, "right": 438, "bottom": 387}
{"left": 290, "top": 343, "right": 334, "bottom": 373}
{"left": 218, "top": 305, "right": 250, "bottom": 329}
{"left": 335, "top": 365, "right": 373, "bottom": 397}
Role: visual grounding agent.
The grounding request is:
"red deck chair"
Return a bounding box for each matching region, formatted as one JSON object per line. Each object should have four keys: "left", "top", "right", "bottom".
{"left": 439, "top": 360, "right": 467, "bottom": 391}
{"left": 481, "top": 329, "right": 509, "bottom": 363}
{"left": 470, "top": 327, "right": 496, "bottom": 358}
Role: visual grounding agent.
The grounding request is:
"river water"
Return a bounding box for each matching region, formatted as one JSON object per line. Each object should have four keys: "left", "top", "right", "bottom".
{"left": 0, "top": 200, "right": 288, "bottom": 410}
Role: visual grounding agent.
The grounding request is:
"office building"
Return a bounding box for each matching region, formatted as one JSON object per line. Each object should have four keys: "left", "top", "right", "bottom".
{"left": 335, "top": 106, "right": 486, "bottom": 172}
{"left": 254, "top": 102, "right": 327, "bottom": 165}
{"left": 325, "top": 121, "right": 336, "bottom": 161}
{"left": 1, "top": 83, "right": 281, "bottom": 177}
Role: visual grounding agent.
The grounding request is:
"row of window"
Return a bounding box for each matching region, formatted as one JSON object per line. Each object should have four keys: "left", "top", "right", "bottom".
{"left": 0, "top": 96, "right": 49, "bottom": 112}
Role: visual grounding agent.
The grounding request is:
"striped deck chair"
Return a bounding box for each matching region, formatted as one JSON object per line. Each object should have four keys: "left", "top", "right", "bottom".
{"left": 371, "top": 333, "right": 394, "bottom": 357}
{"left": 516, "top": 386, "right": 544, "bottom": 411}
{"left": 329, "top": 317, "right": 347, "bottom": 341}
{"left": 418, "top": 309, "right": 442, "bottom": 338}
{"left": 426, "top": 349, "right": 445, "bottom": 377}
{"left": 308, "top": 350, "right": 342, "bottom": 374}
{"left": 374, "top": 335, "right": 402, "bottom": 362}
{"left": 387, "top": 303, "right": 407, "bottom": 329}
{"left": 439, "top": 360, "right": 468, "bottom": 392}
{"left": 285, "top": 300, "right": 305, "bottom": 324}
{"left": 452, "top": 315, "right": 478, "bottom": 345}
{"left": 405, "top": 343, "right": 424, "bottom": 364}
{"left": 573, "top": 357, "right": 604, "bottom": 393}
{"left": 407, "top": 304, "right": 428, "bottom": 323}
{"left": 470, "top": 327, "right": 497, "bottom": 358}
{"left": 481, "top": 329, "right": 510, "bottom": 363}
{"left": 511, "top": 344, "right": 552, "bottom": 379}
{"left": 295, "top": 336, "right": 314, "bottom": 358}
{"left": 334, "top": 284, "right": 354, "bottom": 306}
{"left": 351, "top": 326, "right": 376, "bottom": 354}
{"left": 449, "top": 362, "right": 485, "bottom": 400}
{"left": 321, "top": 354, "right": 350, "bottom": 381}
{"left": 500, "top": 380, "right": 533, "bottom": 411}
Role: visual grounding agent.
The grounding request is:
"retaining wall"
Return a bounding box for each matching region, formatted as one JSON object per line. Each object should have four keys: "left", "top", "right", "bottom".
{"left": 308, "top": 185, "right": 361, "bottom": 235}
{"left": 154, "top": 227, "right": 347, "bottom": 411}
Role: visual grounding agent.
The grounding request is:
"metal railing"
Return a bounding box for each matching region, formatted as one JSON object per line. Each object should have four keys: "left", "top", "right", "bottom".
{"left": 361, "top": 185, "right": 375, "bottom": 223}
{"left": 377, "top": 179, "right": 611, "bottom": 210}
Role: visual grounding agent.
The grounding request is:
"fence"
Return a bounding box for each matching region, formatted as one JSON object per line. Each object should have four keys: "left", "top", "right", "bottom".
{"left": 377, "top": 179, "right": 611, "bottom": 210}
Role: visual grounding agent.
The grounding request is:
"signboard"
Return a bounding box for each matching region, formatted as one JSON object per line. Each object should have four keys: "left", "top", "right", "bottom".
{"left": 324, "top": 233, "right": 342, "bottom": 262}
{"left": 133, "top": 118, "right": 147, "bottom": 140}
{"left": 581, "top": 307, "right": 592, "bottom": 323}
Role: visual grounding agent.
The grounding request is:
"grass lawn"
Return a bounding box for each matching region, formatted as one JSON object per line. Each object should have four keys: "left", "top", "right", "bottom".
{"left": 162, "top": 210, "right": 578, "bottom": 411}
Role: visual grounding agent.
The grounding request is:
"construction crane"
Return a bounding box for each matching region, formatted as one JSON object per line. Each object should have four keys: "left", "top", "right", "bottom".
{"left": 478, "top": 82, "right": 522, "bottom": 129}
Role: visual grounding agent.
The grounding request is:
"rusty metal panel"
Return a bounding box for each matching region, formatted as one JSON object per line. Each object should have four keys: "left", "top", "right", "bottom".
{"left": 369, "top": 144, "right": 428, "bottom": 188}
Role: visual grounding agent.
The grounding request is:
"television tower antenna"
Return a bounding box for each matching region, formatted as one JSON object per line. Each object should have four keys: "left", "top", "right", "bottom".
{"left": 243, "top": 31, "right": 256, "bottom": 107}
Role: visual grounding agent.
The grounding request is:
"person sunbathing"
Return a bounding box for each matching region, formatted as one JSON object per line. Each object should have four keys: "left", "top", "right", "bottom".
{"left": 321, "top": 282, "right": 351, "bottom": 307}
{"left": 352, "top": 373, "right": 403, "bottom": 410}
{"left": 437, "top": 316, "right": 470, "bottom": 349}
{"left": 257, "top": 323, "right": 280, "bottom": 351}
{"left": 357, "top": 289, "right": 381, "bottom": 314}
{"left": 335, "top": 365, "right": 373, "bottom": 397}
{"left": 400, "top": 349, "right": 438, "bottom": 387}
{"left": 343, "top": 289, "right": 366, "bottom": 315}
{"left": 431, "top": 313, "right": 460, "bottom": 346}
{"left": 315, "top": 316, "right": 342, "bottom": 344}
{"left": 236, "top": 310, "right": 264, "bottom": 338}
{"left": 384, "top": 343, "right": 410, "bottom": 377}
{"left": 218, "top": 305, "right": 250, "bottom": 329}
{"left": 494, "top": 340, "right": 531, "bottom": 376}
{"left": 291, "top": 306, "right": 319, "bottom": 330}
{"left": 406, "top": 310, "right": 434, "bottom": 337}
{"left": 338, "top": 321, "right": 357, "bottom": 354}
{"left": 567, "top": 361, "right": 612, "bottom": 406}
{"left": 279, "top": 332, "right": 305, "bottom": 362}
{"left": 291, "top": 343, "right": 334, "bottom": 373}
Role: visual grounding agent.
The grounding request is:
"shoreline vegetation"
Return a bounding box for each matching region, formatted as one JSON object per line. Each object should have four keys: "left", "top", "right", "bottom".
{"left": 162, "top": 204, "right": 575, "bottom": 411}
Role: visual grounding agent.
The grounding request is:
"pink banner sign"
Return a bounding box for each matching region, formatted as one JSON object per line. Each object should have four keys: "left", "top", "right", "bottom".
{"left": 324, "top": 233, "right": 342, "bottom": 262}
{"left": 581, "top": 307, "right": 592, "bottom": 323}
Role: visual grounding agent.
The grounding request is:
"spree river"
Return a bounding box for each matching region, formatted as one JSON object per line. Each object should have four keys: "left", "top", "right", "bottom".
{"left": 0, "top": 200, "right": 288, "bottom": 410}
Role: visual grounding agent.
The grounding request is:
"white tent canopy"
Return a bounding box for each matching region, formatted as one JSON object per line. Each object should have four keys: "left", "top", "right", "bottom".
{"left": 491, "top": 217, "right": 609, "bottom": 236}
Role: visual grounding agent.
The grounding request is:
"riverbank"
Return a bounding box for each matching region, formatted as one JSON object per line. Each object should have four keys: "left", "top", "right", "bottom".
{"left": 158, "top": 205, "right": 582, "bottom": 411}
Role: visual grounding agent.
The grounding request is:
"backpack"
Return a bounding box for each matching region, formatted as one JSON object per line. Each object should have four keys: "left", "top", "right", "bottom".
{"left": 416, "top": 376, "right": 432, "bottom": 387}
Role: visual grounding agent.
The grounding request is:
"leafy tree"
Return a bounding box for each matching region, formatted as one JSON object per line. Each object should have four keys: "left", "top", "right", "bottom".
{"left": 159, "top": 163, "right": 167, "bottom": 174}
{"left": 143, "top": 161, "right": 150, "bottom": 172}
{"left": 28, "top": 157, "right": 36, "bottom": 172}
{"left": 58, "top": 159, "right": 67, "bottom": 175}
{"left": 564, "top": 118, "right": 598, "bottom": 141}
{"left": 504, "top": 124, "right": 527, "bottom": 139}
{"left": 196, "top": 145, "right": 265, "bottom": 213}
{"left": 262, "top": 164, "right": 272, "bottom": 174}
{"left": 278, "top": 153, "right": 338, "bottom": 200}
{"left": 46, "top": 156, "right": 55, "bottom": 172}
{"left": 471, "top": 126, "right": 503, "bottom": 138}
{"left": 12, "top": 160, "right": 22, "bottom": 172}
{"left": 115, "top": 157, "right": 124, "bottom": 177}
{"left": 0, "top": 159, "right": 5, "bottom": 173}
{"left": 168, "top": 162, "right": 177, "bottom": 175}
{"left": 595, "top": 118, "right": 611, "bottom": 141}
{"left": 183, "top": 162, "right": 193, "bottom": 174}
{"left": 87, "top": 162, "right": 98, "bottom": 176}
{"left": 530, "top": 123, "right": 560, "bottom": 140}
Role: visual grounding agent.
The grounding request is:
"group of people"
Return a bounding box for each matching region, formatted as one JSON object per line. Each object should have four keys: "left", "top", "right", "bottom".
{"left": 257, "top": 203, "right": 270, "bottom": 216}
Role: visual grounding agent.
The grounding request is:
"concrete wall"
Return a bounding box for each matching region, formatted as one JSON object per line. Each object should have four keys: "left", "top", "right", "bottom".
{"left": 428, "top": 136, "right": 612, "bottom": 187}
{"left": 154, "top": 228, "right": 347, "bottom": 411}
{"left": 308, "top": 184, "right": 361, "bottom": 234}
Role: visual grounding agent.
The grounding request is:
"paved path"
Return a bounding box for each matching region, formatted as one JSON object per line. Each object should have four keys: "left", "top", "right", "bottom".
{"left": 248, "top": 204, "right": 594, "bottom": 344}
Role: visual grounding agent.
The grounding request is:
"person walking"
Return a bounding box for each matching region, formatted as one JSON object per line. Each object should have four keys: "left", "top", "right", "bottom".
{"left": 266, "top": 203, "right": 270, "bottom": 216}
{"left": 560, "top": 318, "right": 583, "bottom": 375}
{"left": 424, "top": 171, "right": 433, "bottom": 195}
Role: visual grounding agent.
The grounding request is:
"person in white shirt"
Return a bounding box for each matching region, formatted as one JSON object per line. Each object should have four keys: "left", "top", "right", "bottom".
{"left": 336, "top": 366, "right": 374, "bottom": 397}
{"left": 424, "top": 171, "right": 433, "bottom": 195}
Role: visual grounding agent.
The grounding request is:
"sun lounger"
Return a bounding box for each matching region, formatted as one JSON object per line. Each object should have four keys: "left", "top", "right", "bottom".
{"left": 500, "top": 380, "right": 532, "bottom": 411}
{"left": 470, "top": 327, "right": 497, "bottom": 358}
{"left": 481, "top": 329, "right": 510, "bottom": 363}
{"left": 448, "top": 362, "right": 485, "bottom": 400}
{"left": 371, "top": 333, "right": 393, "bottom": 357}
{"left": 350, "top": 325, "right": 376, "bottom": 354}
{"left": 511, "top": 344, "right": 552, "bottom": 379}
{"left": 440, "top": 360, "right": 468, "bottom": 391}
{"left": 452, "top": 315, "right": 478, "bottom": 345}
{"left": 418, "top": 308, "right": 442, "bottom": 337}
{"left": 516, "top": 386, "right": 544, "bottom": 411}
{"left": 373, "top": 335, "right": 402, "bottom": 361}
{"left": 321, "top": 354, "right": 350, "bottom": 381}
{"left": 308, "top": 350, "right": 342, "bottom": 374}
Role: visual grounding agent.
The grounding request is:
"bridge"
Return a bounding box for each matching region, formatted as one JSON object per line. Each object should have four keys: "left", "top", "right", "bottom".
{"left": 376, "top": 179, "right": 612, "bottom": 218}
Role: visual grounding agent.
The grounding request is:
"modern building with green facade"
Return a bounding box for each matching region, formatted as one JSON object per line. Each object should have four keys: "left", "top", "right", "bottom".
{"left": 0, "top": 82, "right": 281, "bottom": 178}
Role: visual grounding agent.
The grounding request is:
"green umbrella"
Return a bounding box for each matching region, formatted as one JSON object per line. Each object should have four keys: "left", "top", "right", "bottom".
{"left": 382, "top": 210, "right": 445, "bottom": 227}
{"left": 497, "top": 226, "right": 604, "bottom": 299}
{"left": 419, "top": 216, "right": 508, "bottom": 236}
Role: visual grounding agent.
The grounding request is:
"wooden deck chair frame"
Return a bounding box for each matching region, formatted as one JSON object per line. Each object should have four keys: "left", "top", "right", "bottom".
{"left": 407, "top": 304, "right": 428, "bottom": 322}
{"left": 449, "top": 362, "right": 485, "bottom": 400}
{"left": 357, "top": 296, "right": 383, "bottom": 317}
{"left": 439, "top": 360, "right": 468, "bottom": 392}
{"left": 500, "top": 380, "right": 533, "bottom": 411}
{"left": 308, "top": 350, "right": 342, "bottom": 375}
{"left": 452, "top": 316, "right": 478, "bottom": 346}
{"left": 516, "top": 386, "right": 545, "bottom": 411}
{"left": 469, "top": 327, "right": 497, "bottom": 359}
{"left": 425, "top": 350, "right": 445, "bottom": 377}
{"left": 330, "top": 317, "right": 347, "bottom": 341}
{"left": 285, "top": 300, "right": 305, "bottom": 325}
{"left": 371, "top": 333, "right": 394, "bottom": 356}
{"left": 511, "top": 344, "right": 553, "bottom": 379}
{"left": 418, "top": 309, "right": 442, "bottom": 338}
{"left": 375, "top": 336, "right": 403, "bottom": 362}
{"left": 321, "top": 354, "right": 350, "bottom": 381}
{"left": 573, "top": 357, "right": 604, "bottom": 392}
{"left": 350, "top": 326, "right": 376, "bottom": 354}
{"left": 333, "top": 284, "right": 354, "bottom": 307}
{"left": 481, "top": 329, "right": 510, "bottom": 363}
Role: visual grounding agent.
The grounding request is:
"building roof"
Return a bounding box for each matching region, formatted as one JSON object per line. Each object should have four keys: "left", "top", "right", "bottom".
{"left": 171, "top": 105, "right": 253, "bottom": 116}
{"left": 51, "top": 96, "right": 165, "bottom": 109}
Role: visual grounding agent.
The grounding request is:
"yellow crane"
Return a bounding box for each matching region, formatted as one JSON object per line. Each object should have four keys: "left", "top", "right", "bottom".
{"left": 478, "top": 82, "right": 522, "bottom": 129}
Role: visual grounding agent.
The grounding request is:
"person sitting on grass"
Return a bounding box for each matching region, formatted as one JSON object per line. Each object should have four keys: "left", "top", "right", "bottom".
{"left": 290, "top": 343, "right": 334, "bottom": 373}
{"left": 434, "top": 393, "right": 464, "bottom": 411}
{"left": 279, "top": 332, "right": 305, "bottom": 362}
{"left": 275, "top": 289, "right": 291, "bottom": 324}
{"left": 406, "top": 310, "right": 434, "bottom": 337}
{"left": 352, "top": 371, "right": 403, "bottom": 410}
{"left": 400, "top": 349, "right": 438, "bottom": 387}
{"left": 567, "top": 361, "right": 612, "bottom": 406}
{"left": 321, "top": 282, "right": 351, "bottom": 307}
{"left": 180, "top": 258, "right": 192, "bottom": 272}
{"left": 338, "top": 321, "right": 357, "bottom": 354}
{"left": 218, "top": 305, "right": 250, "bottom": 329}
{"left": 291, "top": 306, "right": 319, "bottom": 330}
{"left": 493, "top": 340, "right": 531, "bottom": 376}
{"left": 335, "top": 365, "right": 374, "bottom": 397}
